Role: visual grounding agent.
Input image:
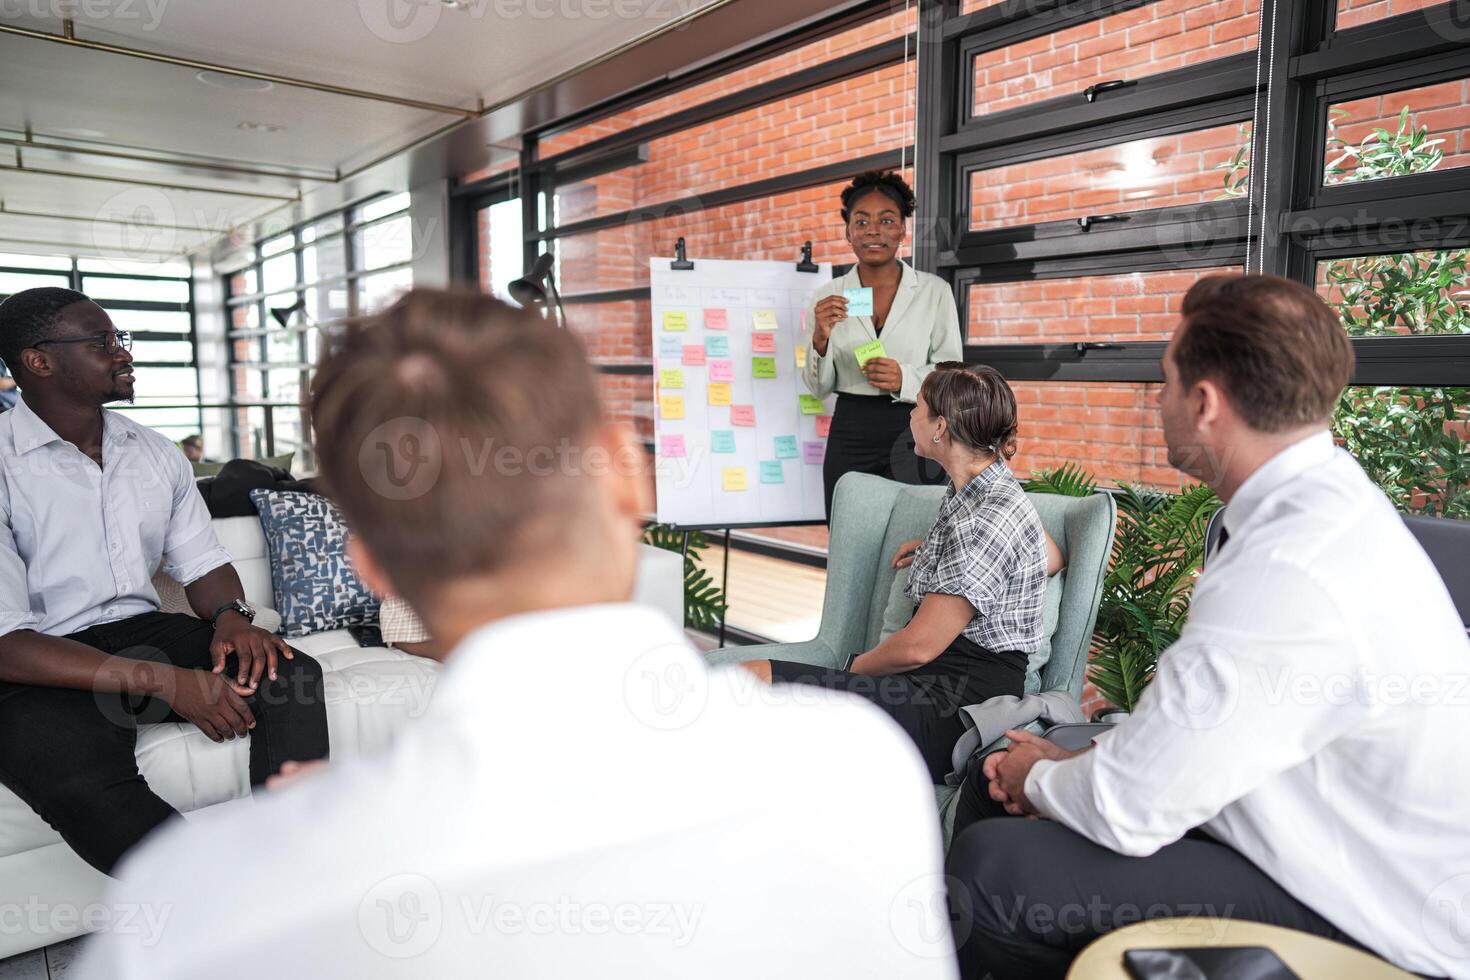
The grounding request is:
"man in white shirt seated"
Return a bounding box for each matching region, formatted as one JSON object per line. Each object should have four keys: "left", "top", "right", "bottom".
{"left": 0, "top": 287, "right": 329, "bottom": 875}
{"left": 79, "top": 288, "right": 957, "bottom": 979}
{"left": 945, "top": 274, "right": 1470, "bottom": 980}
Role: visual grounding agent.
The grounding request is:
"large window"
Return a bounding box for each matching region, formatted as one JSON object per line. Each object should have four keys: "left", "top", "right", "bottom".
{"left": 921, "top": 0, "right": 1470, "bottom": 517}
{"left": 0, "top": 253, "right": 199, "bottom": 442}
{"left": 222, "top": 193, "right": 413, "bottom": 469}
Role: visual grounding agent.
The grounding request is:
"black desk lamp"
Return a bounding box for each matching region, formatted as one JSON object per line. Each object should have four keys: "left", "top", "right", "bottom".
{"left": 508, "top": 253, "right": 566, "bottom": 328}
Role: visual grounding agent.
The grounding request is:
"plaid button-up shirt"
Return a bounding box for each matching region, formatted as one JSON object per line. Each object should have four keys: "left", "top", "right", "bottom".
{"left": 905, "top": 458, "right": 1047, "bottom": 653}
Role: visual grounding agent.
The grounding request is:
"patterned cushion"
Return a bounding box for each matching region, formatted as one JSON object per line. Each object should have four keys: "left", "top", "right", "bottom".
{"left": 249, "top": 489, "right": 380, "bottom": 638}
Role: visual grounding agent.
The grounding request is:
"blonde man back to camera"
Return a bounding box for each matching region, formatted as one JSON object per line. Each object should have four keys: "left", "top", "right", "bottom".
{"left": 79, "top": 289, "right": 958, "bottom": 980}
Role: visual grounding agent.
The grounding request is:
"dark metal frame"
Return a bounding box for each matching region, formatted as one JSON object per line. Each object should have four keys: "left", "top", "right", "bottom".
{"left": 915, "top": 0, "right": 1470, "bottom": 386}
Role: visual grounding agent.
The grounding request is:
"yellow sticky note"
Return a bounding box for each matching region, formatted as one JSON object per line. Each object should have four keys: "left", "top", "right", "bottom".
{"left": 659, "top": 368, "right": 684, "bottom": 390}
{"left": 707, "top": 382, "right": 732, "bottom": 406}
{"left": 659, "top": 394, "right": 685, "bottom": 420}
{"left": 854, "top": 337, "right": 887, "bottom": 368}
{"left": 795, "top": 345, "right": 807, "bottom": 368}
{"left": 722, "top": 467, "right": 748, "bottom": 492}
{"left": 752, "top": 309, "right": 779, "bottom": 329}
{"left": 662, "top": 310, "right": 689, "bottom": 332}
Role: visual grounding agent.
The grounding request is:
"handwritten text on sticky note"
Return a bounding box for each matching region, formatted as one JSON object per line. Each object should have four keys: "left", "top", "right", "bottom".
{"left": 751, "top": 332, "right": 776, "bottom": 354}
{"left": 752, "top": 310, "right": 779, "bottom": 329}
{"left": 802, "top": 441, "right": 826, "bottom": 465}
{"left": 663, "top": 311, "right": 689, "bottom": 332}
{"left": 705, "top": 335, "right": 730, "bottom": 358}
{"left": 707, "top": 383, "right": 732, "bottom": 406}
{"left": 722, "top": 467, "right": 747, "bottom": 492}
{"left": 682, "top": 345, "right": 706, "bottom": 366}
{"left": 711, "top": 430, "right": 736, "bottom": 453}
{"left": 752, "top": 357, "right": 777, "bottom": 379}
{"left": 774, "top": 435, "right": 798, "bottom": 459}
{"left": 843, "top": 288, "right": 874, "bottom": 317}
{"left": 659, "top": 394, "right": 684, "bottom": 420}
{"left": 799, "top": 394, "right": 824, "bottom": 415}
{"left": 704, "top": 308, "right": 728, "bottom": 330}
{"left": 709, "top": 359, "right": 734, "bottom": 382}
{"left": 731, "top": 405, "right": 756, "bottom": 427}
{"left": 760, "top": 460, "right": 784, "bottom": 485}
{"left": 816, "top": 414, "right": 833, "bottom": 437}
{"left": 659, "top": 368, "right": 684, "bottom": 389}
{"left": 659, "top": 435, "right": 686, "bottom": 458}
{"left": 854, "top": 338, "right": 887, "bottom": 368}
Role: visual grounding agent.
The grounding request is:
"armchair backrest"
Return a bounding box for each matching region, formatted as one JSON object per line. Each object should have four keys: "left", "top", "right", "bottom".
{"left": 817, "top": 473, "right": 1116, "bottom": 701}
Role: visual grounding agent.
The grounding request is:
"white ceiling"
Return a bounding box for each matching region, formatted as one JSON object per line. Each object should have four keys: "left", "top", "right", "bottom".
{"left": 0, "top": 0, "right": 728, "bottom": 264}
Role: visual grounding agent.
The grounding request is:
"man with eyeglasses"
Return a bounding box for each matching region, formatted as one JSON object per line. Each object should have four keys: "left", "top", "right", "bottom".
{"left": 0, "top": 286, "right": 329, "bottom": 875}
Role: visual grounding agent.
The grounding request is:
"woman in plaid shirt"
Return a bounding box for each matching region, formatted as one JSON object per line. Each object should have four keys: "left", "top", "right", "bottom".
{"left": 744, "top": 363, "right": 1061, "bottom": 781}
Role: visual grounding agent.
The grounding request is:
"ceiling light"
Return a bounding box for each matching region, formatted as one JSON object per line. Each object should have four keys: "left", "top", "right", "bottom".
{"left": 237, "top": 121, "right": 286, "bottom": 133}
{"left": 195, "top": 70, "right": 274, "bottom": 92}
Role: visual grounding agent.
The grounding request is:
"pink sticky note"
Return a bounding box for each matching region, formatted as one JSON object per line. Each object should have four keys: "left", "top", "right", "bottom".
{"left": 752, "top": 332, "right": 777, "bottom": 354}
{"left": 709, "top": 359, "right": 734, "bottom": 382}
{"left": 660, "top": 435, "right": 687, "bottom": 458}
{"left": 682, "top": 345, "right": 706, "bottom": 366}
{"left": 730, "top": 405, "right": 756, "bottom": 427}
{"left": 705, "top": 308, "right": 729, "bottom": 330}
{"left": 802, "top": 441, "right": 826, "bottom": 465}
{"left": 815, "top": 414, "right": 832, "bottom": 437}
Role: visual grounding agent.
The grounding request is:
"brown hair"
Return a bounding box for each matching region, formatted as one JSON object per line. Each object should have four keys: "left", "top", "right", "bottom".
{"left": 308, "top": 289, "right": 606, "bottom": 606}
{"left": 919, "top": 362, "right": 1019, "bottom": 460}
{"left": 1176, "top": 274, "right": 1354, "bottom": 432}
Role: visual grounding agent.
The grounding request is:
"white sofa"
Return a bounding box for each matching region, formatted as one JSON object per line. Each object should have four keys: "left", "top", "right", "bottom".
{"left": 0, "top": 516, "right": 684, "bottom": 960}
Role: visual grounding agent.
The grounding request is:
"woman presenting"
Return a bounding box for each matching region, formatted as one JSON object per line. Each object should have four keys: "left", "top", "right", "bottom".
{"left": 804, "top": 170, "right": 962, "bottom": 518}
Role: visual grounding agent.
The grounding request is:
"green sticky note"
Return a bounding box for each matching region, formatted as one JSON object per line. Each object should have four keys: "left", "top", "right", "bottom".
{"left": 752, "top": 356, "right": 777, "bottom": 379}
{"left": 799, "top": 394, "right": 824, "bottom": 415}
{"left": 760, "top": 460, "right": 785, "bottom": 484}
{"left": 854, "top": 338, "right": 887, "bottom": 368}
{"left": 711, "top": 430, "right": 736, "bottom": 453}
{"left": 774, "top": 435, "right": 798, "bottom": 459}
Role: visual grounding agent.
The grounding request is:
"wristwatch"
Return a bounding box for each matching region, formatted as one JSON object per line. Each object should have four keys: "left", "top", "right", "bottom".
{"left": 210, "top": 598, "right": 256, "bottom": 629}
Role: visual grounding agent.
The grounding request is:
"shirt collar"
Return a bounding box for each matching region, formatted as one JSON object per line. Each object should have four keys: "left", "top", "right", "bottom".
{"left": 1222, "top": 430, "right": 1336, "bottom": 538}
{"left": 948, "top": 456, "right": 1012, "bottom": 508}
{"left": 840, "top": 259, "right": 916, "bottom": 291}
{"left": 8, "top": 393, "right": 136, "bottom": 455}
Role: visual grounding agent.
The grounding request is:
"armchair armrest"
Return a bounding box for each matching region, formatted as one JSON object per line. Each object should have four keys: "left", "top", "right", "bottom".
{"left": 704, "top": 638, "right": 839, "bottom": 670}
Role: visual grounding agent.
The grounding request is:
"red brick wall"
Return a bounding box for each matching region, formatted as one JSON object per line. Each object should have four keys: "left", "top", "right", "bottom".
{"left": 970, "top": 0, "right": 1260, "bottom": 118}
{"left": 970, "top": 123, "right": 1251, "bottom": 229}
{"left": 1335, "top": 0, "right": 1447, "bottom": 31}
{"left": 1329, "top": 79, "right": 1470, "bottom": 180}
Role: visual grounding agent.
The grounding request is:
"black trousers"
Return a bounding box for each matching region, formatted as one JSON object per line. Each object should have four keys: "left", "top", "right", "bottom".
{"left": 0, "top": 611, "right": 328, "bottom": 875}
{"left": 822, "top": 392, "right": 944, "bottom": 519}
{"left": 944, "top": 757, "right": 1368, "bottom": 980}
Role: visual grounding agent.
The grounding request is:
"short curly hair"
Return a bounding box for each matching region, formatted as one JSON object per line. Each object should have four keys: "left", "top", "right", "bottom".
{"left": 840, "top": 171, "right": 916, "bottom": 223}
{"left": 0, "top": 286, "right": 90, "bottom": 385}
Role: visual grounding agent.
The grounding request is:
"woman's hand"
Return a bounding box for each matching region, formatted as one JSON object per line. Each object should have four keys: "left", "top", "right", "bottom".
{"left": 811, "top": 295, "right": 849, "bottom": 356}
{"left": 892, "top": 539, "right": 923, "bottom": 569}
{"left": 862, "top": 356, "right": 903, "bottom": 393}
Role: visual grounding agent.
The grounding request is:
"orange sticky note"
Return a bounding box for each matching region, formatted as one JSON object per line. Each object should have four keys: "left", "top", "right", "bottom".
{"left": 705, "top": 308, "right": 729, "bottom": 330}
{"left": 658, "top": 394, "right": 685, "bottom": 420}
{"left": 707, "top": 383, "right": 732, "bottom": 406}
{"left": 815, "top": 414, "right": 833, "bottom": 437}
{"left": 752, "top": 332, "right": 777, "bottom": 354}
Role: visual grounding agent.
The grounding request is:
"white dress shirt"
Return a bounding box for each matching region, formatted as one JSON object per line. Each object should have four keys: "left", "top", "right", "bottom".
{"left": 0, "top": 394, "right": 231, "bottom": 638}
{"left": 81, "top": 604, "right": 958, "bottom": 979}
{"left": 803, "top": 261, "right": 962, "bottom": 404}
{"left": 1026, "top": 432, "right": 1470, "bottom": 978}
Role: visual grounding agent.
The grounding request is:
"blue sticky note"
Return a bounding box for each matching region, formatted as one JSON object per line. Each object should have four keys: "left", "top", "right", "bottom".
{"left": 658, "top": 335, "right": 682, "bottom": 359}
{"left": 705, "top": 335, "right": 731, "bottom": 358}
{"left": 844, "top": 287, "right": 874, "bottom": 317}
{"left": 773, "top": 435, "right": 798, "bottom": 459}
{"left": 760, "top": 460, "right": 785, "bottom": 485}
{"left": 711, "top": 430, "right": 737, "bottom": 453}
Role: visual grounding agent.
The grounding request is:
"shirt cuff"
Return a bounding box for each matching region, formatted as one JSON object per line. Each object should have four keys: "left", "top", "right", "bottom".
{"left": 166, "top": 544, "right": 234, "bottom": 587}
{"left": 1025, "top": 753, "right": 1097, "bottom": 825}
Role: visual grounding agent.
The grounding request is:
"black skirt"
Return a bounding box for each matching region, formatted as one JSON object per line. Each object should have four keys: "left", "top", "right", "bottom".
{"left": 821, "top": 393, "right": 944, "bottom": 519}
{"left": 768, "top": 635, "right": 1027, "bottom": 782}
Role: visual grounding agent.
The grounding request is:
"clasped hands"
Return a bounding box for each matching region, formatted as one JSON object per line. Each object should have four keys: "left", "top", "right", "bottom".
{"left": 982, "top": 728, "right": 1081, "bottom": 817}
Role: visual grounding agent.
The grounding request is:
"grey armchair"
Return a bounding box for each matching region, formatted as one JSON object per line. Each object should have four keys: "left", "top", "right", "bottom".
{"left": 706, "top": 472, "right": 1117, "bottom": 833}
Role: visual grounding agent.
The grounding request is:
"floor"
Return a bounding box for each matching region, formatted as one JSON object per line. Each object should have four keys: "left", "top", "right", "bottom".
{"left": 690, "top": 545, "right": 828, "bottom": 644}
{"left": 0, "top": 938, "right": 84, "bottom": 980}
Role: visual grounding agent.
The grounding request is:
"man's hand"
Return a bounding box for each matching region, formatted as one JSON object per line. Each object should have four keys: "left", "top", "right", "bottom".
{"left": 982, "top": 729, "right": 1078, "bottom": 817}
{"left": 892, "top": 539, "right": 923, "bottom": 569}
{"left": 211, "top": 613, "right": 293, "bottom": 691}
{"left": 862, "top": 356, "right": 903, "bottom": 393}
{"left": 162, "top": 667, "right": 256, "bottom": 742}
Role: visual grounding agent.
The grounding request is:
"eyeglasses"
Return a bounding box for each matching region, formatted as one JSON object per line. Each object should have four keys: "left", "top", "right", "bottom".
{"left": 32, "top": 331, "right": 133, "bottom": 355}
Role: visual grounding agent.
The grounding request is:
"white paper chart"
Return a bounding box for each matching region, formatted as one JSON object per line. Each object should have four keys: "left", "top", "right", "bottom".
{"left": 650, "top": 257, "right": 835, "bottom": 528}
